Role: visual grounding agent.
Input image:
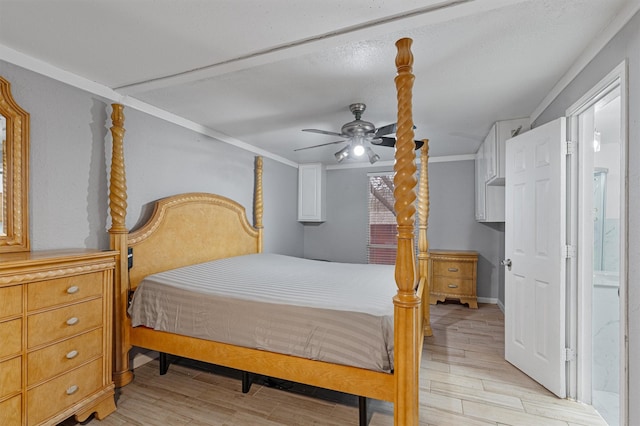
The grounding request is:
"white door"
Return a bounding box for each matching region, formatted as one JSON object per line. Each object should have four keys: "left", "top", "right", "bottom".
{"left": 504, "top": 117, "right": 568, "bottom": 398}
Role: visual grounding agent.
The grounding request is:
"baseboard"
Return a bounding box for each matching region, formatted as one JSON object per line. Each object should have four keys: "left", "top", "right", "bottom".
{"left": 477, "top": 297, "right": 498, "bottom": 305}
{"left": 496, "top": 298, "right": 505, "bottom": 313}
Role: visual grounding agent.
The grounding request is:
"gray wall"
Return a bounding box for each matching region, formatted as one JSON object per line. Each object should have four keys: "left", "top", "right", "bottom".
{"left": 303, "top": 167, "right": 369, "bottom": 263}
{"left": 0, "top": 60, "right": 304, "bottom": 256}
{"left": 427, "top": 160, "right": 504, "bottom": 302}
{"left": 303, "top": 160, "right": 504, "bottom": 300}
{"left": 533, "top": 10, "right": 639, "bottom": 424}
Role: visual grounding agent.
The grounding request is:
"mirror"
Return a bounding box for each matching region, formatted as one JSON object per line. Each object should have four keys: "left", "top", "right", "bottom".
{"left": 0, "top": 76, "right": 30, "bottom": 252}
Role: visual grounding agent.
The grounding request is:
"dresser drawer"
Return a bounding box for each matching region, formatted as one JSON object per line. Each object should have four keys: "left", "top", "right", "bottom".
{"left": 27, "top": 298, "right": 102, "bottom": 348}
{"left": 0, "top": 285, "right": 22, "bottom": 319}
{"left": 432, "top": 260, "right": 474, "bottom": 278}
{"left": 27, "top": 358, "right": 103, "bottom": 426}
{"left": 28, "top": 328, "right": 102, "bottom": 386}
{"left": 0, "top": 356, "right": 21, "bottom": 398}
{"left": 27, "top": 272, "right": 102, "bottom": 311}
{"left": 0, "top": 319, "right": 22, "bottom": 358}
{"left": 433, "top": 277, "right": 474, "bottom": 296}
{"left": 0, "top": 394, "right": 22, "bottom": 426}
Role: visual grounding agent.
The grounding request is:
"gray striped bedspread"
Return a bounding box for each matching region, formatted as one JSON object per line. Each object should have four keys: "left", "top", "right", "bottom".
{"left": 128, "top": 253, "right": 396, "bottom": 372}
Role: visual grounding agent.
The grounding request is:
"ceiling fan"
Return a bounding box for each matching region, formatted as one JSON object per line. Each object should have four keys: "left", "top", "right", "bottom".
{"left": 295, "top": 103, "right": 423, "bottom": 164}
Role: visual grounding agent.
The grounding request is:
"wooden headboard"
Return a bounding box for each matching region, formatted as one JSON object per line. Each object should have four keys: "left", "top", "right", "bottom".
{"left": 127, "top": 192, "right": 261, "bottom": 289}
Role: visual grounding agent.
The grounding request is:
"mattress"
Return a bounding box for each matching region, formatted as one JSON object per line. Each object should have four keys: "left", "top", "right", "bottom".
{"left": 128, "top": 253, "right": 396, "bottom": 372}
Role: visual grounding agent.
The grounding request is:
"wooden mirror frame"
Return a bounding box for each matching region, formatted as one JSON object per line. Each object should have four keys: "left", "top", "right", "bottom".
{"left": 0, "top": 76, "right": 30, "bottom": 252}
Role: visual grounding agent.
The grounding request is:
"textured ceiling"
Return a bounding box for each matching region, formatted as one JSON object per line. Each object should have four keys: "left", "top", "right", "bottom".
{"left": 0, "top": 0, "right": 637, "bottom": 166}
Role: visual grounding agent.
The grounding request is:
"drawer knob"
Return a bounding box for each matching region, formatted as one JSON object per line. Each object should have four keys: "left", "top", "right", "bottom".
{"left": 447, "top": 267, "right": 459, "bottom": 272}
{"left": 66, "top": 385, "right": 79, "bottom": 395}
{"left": 66, "top": 285, "right": 80, "bottom": 294}
{"left": 66, "top": 350, "right": 79, "bottom": 359}
{"left": 66, "top": 317, "right": 79, "bottom": 326}
{"left": 447, "top": 284, "right": 459, "bottom": 288}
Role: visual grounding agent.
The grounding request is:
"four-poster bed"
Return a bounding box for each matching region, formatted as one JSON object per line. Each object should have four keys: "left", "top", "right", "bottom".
{"left": 109, "top": 38, "right": 431, "bottom": 425}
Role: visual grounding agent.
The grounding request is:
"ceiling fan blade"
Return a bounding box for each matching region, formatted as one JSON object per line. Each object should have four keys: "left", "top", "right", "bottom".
{"left": 374, "top": 123, "right": 397, "bottom": 137}
{"left": 371, "top": 136, "right": 396, "bottom": 147}
{"left": 294, "top": 140, "right": 346, "bottom": 151}
{"left": 302, "top": 129, "right": 345, "bottom": 137}
{"left": 374, "top": 123, "right": 419, "bottom": 137}
{"left": 371, "top": 137, "right": 424, "bottom": 150}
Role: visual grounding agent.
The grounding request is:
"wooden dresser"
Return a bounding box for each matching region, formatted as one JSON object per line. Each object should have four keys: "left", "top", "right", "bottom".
{"left": 428, "top": 249, "right": 479, "bottom": 309}
{"left": 0, "top": 249, "right": 116, "bottom": 426}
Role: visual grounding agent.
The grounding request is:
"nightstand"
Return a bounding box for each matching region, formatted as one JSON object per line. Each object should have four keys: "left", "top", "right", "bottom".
{"left": 428, "top": 249, "right": 478, "bottom": 309}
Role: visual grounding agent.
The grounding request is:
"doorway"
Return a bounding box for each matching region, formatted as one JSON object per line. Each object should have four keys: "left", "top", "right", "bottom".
{"left": 568, "top": 62, "right": 627, "bottom": 426}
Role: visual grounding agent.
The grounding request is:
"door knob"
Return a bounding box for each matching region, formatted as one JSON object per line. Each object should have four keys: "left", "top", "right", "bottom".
{"left": 501, "top": 259, "right": 512, "bottom": 271}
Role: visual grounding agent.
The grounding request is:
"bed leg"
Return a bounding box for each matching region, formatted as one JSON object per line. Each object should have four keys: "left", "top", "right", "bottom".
{"left": 159, "top": 352, "right": 170, "bottom": 375}
{"left": 358, "top": 396, "right": 368, "bottom": 426}
{"left": 241, "top": 371, "right": 252, "bottom": 393}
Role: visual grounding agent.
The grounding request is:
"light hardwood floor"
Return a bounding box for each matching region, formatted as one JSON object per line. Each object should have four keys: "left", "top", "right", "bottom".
{"left": 61, "top": 302, "right": 608, "bottom": 425}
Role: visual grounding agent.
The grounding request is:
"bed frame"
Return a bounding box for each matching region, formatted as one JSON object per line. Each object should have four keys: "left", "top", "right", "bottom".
{"left": 108, "top": 37, "right": 431, "bottom": 425}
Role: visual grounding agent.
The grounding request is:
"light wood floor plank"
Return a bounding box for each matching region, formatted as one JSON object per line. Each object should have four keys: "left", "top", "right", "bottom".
{"left": 462, "top": 399, "right": 569, "bottom": 426}
{"left": 430, "top": 380, "right": 525, "bottom": 411}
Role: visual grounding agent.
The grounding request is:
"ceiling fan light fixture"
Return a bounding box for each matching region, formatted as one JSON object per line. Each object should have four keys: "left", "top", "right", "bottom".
{"left": 352, "top": 134, "right": 366, "bottom": 157}
{"left": 335, "top": 145, "right": 350, "bottom": 162}
{"left": 366, "top": 147, "right": 380, "bottom": 164}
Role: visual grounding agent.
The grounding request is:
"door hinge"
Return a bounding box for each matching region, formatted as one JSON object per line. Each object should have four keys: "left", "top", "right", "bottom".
{"left": 564, "top": 347, "right": 576, "bottom": 362}
{"left": 563, "top": 245, "right": 576, "bottom": 259}
{"left": 563, "top": 140, "right": 576, "bottom": 155}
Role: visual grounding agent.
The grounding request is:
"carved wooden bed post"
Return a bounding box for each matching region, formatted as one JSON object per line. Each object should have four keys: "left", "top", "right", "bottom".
{"left": 393, "top": 37, "right": 421, "bottom": 425}
{"left": 254, "top": 156, "right": 264, "bottom": 253}
{"left": 418, "top": 141, "right": 432, "bottom": 336}
{"left": 108, "top": 103, "right": 134, "bottom": 387}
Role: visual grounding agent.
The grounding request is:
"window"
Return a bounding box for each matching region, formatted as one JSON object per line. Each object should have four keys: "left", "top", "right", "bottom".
{"left": 368, "top": 173, "right": 396, "bottom": 264}
{"left": 368, "top": 172, "right": 422, "bottom": 264}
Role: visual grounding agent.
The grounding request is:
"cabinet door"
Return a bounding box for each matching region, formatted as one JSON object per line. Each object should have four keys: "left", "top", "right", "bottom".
{"left": 488, "top": 118, "right": 530, "bottom": 185}
{"left": 485, "top": 185, "right": 505, "bottom": 222}
{"left": 484, "top": 124, "right": 497, "bottom": 182}
{"left": 298, "top": 163, "right": 326, "bottom": 222}
{"left": 475, "top": 148, "right": 486, "bottom": 221}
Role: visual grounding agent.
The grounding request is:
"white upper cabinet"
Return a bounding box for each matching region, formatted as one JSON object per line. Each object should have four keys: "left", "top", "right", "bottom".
{"left": 298, "top": 163, "right": 326, "bottom": 222}
{"left": 475, "top": 118, "right": 530, "bottom": 222}
{"left": 484, "top": 118, "right": 530, "bottom": 185}
{"left": 475, "top": 141, "right": 505, "bottom": 222}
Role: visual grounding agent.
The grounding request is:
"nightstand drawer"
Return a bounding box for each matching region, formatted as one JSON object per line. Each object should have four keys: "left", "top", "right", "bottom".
{"left": 27, "top": 298, "right": 103, "bottom": 348}
{"left": 432, "top": 260, "right": 474, "bottom": 278}
{"left": 0, "top": 395, "right": 21, "bottom": 426}
{"left": 0, "top": 319, "right": 22, "bottom": 358}
{"left": 433, "top": 277, "right": 474, "bottom": 296}
{"left": 28, "top": 272, "right": 102, "bottom": 311}
{"left": 0, "top": 356, "right": 21, "bottom": 398}
{"left": 0, "top": 286, "right": 22, "bottom": 319}
{"left": 27, "top": 358, "right": 103, "bottom": 426}
{"left": 27, "top": 328, "right": 102, "bottom": 386}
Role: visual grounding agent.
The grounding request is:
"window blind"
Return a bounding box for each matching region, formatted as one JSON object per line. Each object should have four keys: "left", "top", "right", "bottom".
{"left": 368, "top": 173, "right": 396, "bottom": 264}
{"left": 367, "top": 172, "right": 421, "bottom": 265}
